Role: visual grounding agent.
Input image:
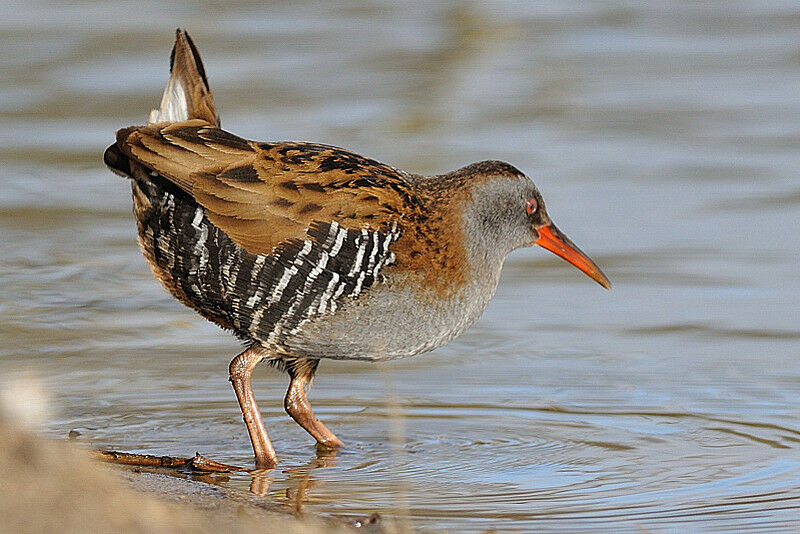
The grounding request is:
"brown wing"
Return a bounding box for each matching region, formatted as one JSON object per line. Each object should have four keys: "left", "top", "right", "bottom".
{"left": 116, "top": 119, "right": 422, "bottom": 255}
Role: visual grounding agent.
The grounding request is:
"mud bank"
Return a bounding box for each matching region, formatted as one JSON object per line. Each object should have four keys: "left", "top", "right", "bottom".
{"left": 0, "top": 417, "right": 380, "bottom": 534}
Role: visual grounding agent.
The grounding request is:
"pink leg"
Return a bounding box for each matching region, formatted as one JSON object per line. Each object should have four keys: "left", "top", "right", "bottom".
{"left": 284, "top": 359, "right": 344, "bottom": 449}
{"left": 229, "top": 345, "right": 277, "bottom": 469}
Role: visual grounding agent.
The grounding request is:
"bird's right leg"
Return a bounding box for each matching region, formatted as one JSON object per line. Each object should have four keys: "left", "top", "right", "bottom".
{"left": 229, "top": 344, "right": 277, "bottom": 469}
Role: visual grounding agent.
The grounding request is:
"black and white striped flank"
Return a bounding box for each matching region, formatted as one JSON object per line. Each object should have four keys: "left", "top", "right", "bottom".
{"left": 134, "top": 177, "right": 401, "bottom": 346}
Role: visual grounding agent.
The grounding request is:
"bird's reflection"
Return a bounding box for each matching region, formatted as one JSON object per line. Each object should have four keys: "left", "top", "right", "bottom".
{"left": 247, "top": 445, "right": 340, "bottom": 512}
{"left": 247, "top": 467, "right": 273, "bottom": 497}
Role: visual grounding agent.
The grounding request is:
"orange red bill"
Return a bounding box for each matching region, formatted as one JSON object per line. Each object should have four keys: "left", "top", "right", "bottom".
{"left": 535, "top": 224, "right": 611, "bottom": 289}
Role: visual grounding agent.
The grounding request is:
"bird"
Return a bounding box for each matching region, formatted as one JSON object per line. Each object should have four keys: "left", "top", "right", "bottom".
{"left": 104, "top": 29, "right": 610, "bottom": 469}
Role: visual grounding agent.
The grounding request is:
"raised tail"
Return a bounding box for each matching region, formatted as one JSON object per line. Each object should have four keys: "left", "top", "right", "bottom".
{"left": 106, "top": 29, "right": 219, "bottom": 178}
{"left": 147, "top": 29, "right": 219, "bottom": 127}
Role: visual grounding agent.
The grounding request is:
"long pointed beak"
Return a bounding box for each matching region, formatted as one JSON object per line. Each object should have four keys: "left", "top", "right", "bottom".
{"left": 534, "top": 224, "right": 611, "bottom": 289}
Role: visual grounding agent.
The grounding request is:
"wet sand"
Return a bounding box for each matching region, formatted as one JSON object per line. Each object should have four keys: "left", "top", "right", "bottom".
{"left": 0, "top": 417, "right": 376, "bottom": 534}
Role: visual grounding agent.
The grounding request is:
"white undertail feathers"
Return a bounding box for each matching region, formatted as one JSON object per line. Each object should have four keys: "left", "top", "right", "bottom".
{"left": 148, "top": 29, "right": 219, "bottom": 127}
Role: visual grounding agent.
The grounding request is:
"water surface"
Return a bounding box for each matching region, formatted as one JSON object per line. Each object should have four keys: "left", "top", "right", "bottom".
{"left": 2, "top": 1, "right": 800, "bottom": 532}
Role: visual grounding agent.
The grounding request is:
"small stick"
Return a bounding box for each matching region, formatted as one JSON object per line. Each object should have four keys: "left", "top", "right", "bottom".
{"left": 93, "top": 450, "right": 247, "bottom": 473}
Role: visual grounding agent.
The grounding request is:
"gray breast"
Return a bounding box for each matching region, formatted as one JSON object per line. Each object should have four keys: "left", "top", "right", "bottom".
{"left": 281, "top": 268, "right": 503, "bottom": 361}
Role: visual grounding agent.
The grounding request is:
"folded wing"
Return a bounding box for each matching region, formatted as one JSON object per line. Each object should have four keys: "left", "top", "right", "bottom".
{"left": 116, "top": 120, "right": 421, "bottom": 256}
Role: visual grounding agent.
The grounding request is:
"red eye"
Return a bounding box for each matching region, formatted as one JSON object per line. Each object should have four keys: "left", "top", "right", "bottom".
{"left": 525, "top": 198, "right": 538, "bottom": 215}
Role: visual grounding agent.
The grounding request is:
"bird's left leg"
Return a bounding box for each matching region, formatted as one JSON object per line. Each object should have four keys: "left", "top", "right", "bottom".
{"left": 284, "top": 358, "right": 344, "bottom": 449}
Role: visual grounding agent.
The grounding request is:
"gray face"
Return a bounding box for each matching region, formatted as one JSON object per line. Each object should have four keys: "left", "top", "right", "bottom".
{"left": 462, "top": 174, "right": 551, "bottom": 271}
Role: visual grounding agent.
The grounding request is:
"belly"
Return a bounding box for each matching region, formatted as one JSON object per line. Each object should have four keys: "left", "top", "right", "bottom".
{"left": 283, "top": 272, "right": 501, "bottom": 361}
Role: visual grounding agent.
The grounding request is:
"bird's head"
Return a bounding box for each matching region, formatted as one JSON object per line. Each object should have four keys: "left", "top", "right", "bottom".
{"left": 458, "top": 161, "right": 610, "bottom": 289}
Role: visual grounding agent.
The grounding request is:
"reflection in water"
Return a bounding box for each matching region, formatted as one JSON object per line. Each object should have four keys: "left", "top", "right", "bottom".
{"left": 192, "top": 471, "right": 232, "bottom": 488}
{"left": 248, "top": 468, "right": 272, "bottom": 499}
{"left": 281, "top": 447, "right": 340, "bottom": 514}
{"left": 244, "top": 447, "right": 340, "bottom": 515}
{"left": 2, "top": 1, "right": 800, "bottom": 531}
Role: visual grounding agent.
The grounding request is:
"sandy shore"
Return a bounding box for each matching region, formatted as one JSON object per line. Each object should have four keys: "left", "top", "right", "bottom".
{"left": 0, "top": 416, "right": 384, "bottom": 534}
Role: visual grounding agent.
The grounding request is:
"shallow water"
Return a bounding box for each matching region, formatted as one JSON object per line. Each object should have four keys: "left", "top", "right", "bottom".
{"left": 2, "top": 1, "right": 800, "bottom": 531}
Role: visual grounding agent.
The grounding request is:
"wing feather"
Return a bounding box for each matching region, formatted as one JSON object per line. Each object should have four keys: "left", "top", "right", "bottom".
{"left": 116, "top": 120, "right": 421, "bottom": 255}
